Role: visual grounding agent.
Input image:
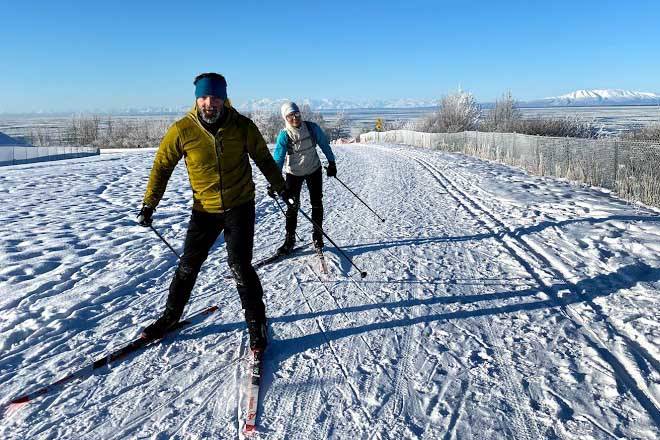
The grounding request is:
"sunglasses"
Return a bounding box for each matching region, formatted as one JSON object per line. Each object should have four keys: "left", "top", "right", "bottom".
{"left": 286, "top": 112, "right": 301, "bottom": 119}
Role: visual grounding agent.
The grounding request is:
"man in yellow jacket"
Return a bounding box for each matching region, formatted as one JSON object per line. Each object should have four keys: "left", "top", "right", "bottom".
{"left": 137, "top": 72, "right": 286, "bottom": 350}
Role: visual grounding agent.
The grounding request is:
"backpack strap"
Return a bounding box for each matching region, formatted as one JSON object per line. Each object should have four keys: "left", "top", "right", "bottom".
{"left": 305, "top": 121, "right": 318, "bottom": 147}
{"left": 285, "top": 121, "right": 317, "bottom": 155}
{"left": 285, "top": 132, "right": 294, "bottom": 155}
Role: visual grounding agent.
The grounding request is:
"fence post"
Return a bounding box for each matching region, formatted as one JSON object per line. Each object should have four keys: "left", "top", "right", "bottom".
{"left": 613, "top": 140, "right": 619, "bottom": 188}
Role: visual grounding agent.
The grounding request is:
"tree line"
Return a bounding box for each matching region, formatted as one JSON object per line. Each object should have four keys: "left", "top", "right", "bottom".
{"left": 25, "top": 92, "right": 659, "bottom": 148}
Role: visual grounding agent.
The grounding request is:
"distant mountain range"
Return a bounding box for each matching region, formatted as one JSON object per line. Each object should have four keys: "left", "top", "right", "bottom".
{"left": 4, "top": 89, "right": 659, "bottom": 116}
{"left": 235, "top": 90, "right": 660, "bottom": 111}
{"left": 519, "top": 89, "right": 660, "bottom": 108}
{"left": 234, "top": 98, "right": 439, "bottom": 112}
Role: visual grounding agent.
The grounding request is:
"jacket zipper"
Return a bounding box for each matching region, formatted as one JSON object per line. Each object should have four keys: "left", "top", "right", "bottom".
{"left": 216, "top": 134, "right": 224, "bottom": 210}
{"left": 189, "top": 113, "right": 225, "bottom": 210}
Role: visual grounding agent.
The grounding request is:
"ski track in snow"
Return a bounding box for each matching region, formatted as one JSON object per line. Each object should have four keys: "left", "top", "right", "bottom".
{"left": 400, "top": 147, "right": 660, "bottom": 430}
{"left": 0, "top": 145, "right": 659, "bottom": 439}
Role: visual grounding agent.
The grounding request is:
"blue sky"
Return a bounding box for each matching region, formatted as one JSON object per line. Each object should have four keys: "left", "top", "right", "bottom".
{"left": 1, "top": 0, "right": 658, "bottom": 113}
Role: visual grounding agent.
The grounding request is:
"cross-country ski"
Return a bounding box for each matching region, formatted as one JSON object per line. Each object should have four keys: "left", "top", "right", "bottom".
{"left": 3, "top": 305, "right": 218, "bottom": 416}
{"left": 239, "top": 348, "right": 264, "bottom": 437}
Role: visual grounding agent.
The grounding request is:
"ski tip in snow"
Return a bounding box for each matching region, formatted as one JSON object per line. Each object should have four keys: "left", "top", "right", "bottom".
{"left": 3, "top": 400, "right": 29, "bottom": 418}
{"left": 2, "top": 398, "right": 28, "bottom": 419}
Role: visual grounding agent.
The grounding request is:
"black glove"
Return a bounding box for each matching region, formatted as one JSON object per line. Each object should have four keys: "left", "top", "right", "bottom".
{"left": 267, "top": 185, "right": 292, "bottom": 203}
{"left": 280, "top": 189, "right": 294, "bottom": 206}
{"left": 267, "top": 185, "right": 278, "bottom": 199}
{"left": 326, "top": 161, "right": 337, "bottom": 178}
{"left": 137, "top": 204, "right": 154, "bottom": 227}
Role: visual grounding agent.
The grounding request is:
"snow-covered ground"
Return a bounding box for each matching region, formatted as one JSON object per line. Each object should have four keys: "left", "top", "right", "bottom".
{"left": 0, "top": 144, "right": 659, "bottom": 439}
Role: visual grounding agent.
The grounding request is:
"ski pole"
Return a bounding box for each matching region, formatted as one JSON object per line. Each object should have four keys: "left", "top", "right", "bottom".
{"left": 273, "top": 197, "right": 303, "bottom": 243}
{"left": 325, "top": 168, "right": 385, "bottom": 223}
{"left": 149, "top": 224, "right": 181, "bottom": 259}
{"left": 277, "top": 197, "right": 367, "bottom": 278}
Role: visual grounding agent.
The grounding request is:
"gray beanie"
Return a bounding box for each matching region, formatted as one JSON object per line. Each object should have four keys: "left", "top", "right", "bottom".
{"left": 280, "top": 101, "right": 300, "bottom": 120}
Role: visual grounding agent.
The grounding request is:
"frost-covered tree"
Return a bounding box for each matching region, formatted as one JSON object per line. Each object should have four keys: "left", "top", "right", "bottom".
{"left": 437, "top": 89, "right": 481, "bottom": 132}
{"left": 481, "top": 91, "right": 521, "bottom": 132}
{"left": 510, "top": 117, "right": 601, "bottom": 138}
{"left": 326, "top": 111, "right": 351, "bottom": 141}
{"left": 419, "top": 89, "right": 481, "bottom": 133}
{"left": 383, "top": 119, "right": 419, "bottom": 131}
{"left": 248, "top": 109, "right": 282, "bottom": 143}
{"left": 622, "top": 123, "right": 660, "bottom": 141}
{"left": 300, "top": 103, "right": 329, "bottom": 133}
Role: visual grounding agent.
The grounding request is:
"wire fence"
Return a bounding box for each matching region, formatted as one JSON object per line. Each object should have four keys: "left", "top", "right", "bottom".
{"left": 0, "top": 146, "right": 99, "bottom": 166}
{"left": 359, "top": 130, "right": 660, "bottom": 208}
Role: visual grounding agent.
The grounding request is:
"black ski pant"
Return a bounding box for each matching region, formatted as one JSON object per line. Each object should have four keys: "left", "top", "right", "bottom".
{"left": 284, "top": 166, "right": 323, "bottom": 242}
{"left": 163, "top": 201, "right": 266, "bottom": 323}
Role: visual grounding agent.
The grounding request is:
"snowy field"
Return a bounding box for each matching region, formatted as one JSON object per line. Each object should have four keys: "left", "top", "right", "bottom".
{"left": 0, "top": 144, "right": 659, "bottom": 439}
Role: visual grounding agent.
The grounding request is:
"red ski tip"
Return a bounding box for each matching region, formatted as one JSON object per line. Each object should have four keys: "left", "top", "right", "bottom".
{"left": 5, "top": 400, "right": 29, "bottom": 416}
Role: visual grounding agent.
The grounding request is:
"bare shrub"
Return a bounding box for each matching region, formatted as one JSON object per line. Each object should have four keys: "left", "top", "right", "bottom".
{"left": 383, "top": 119, "right": 419, "bottom": 131}
{"left": 480, "top": 91, "right": 521, "bottom": 132}
{"left": 511, "top": 117, "right": 601, "bottom": 138}
{"left": 326, "top": 111, "right": 352, "bottom": 141}
{"left": 98, "top": 118, "right": 171, "bottom": 148}
{"left": 247, "top": 104, "right": 333, "bottom": 143}
{"left": 300, "top": 103, "right": 330, "bottom": 133}
{"left": 56, "top": 115, "right": 173, "bottom": 148}
{"left": 622, "top": 123, "right": 660, "bottom": 141}
{"left": 27, "top": 127, "right": 54, "bottom": 146}
{"left": 477, "top": 91, "right": 600, "bottom": 138}
{"left": 248, "top": 109, "right": 282, "bottom": 143}
{"left": 62, "top": 115, "right": 101, "bottom": 146}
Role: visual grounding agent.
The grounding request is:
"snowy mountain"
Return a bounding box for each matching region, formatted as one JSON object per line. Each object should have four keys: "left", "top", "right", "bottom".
{"left": 521, "top": 89, "right": 660, "bottom": 107}
{"left": 47, "top": 99, "right": 439, "bottom": 115}
{"left": 6, "top": 89, "right": 660, "bottom": 116}
{"left": 85, "top": 90, "right": 660, "bottom": 113}
{"left": 233, "top": 97, "right": 439, "bottom": 112}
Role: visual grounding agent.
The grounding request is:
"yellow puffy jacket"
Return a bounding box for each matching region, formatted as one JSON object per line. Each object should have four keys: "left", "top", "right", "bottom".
{"left": 143, "top": 103, "right": 285, "bottom": 213}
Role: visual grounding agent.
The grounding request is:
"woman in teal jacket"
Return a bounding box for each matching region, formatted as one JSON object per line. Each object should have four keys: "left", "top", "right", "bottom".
{"left": 272, "top": 101, "right": 336, "bottom": 254}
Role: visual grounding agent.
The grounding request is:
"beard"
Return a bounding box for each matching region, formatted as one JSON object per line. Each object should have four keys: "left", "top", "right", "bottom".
{"left": 199, "top": 106, "right": 222, "bottom": 124}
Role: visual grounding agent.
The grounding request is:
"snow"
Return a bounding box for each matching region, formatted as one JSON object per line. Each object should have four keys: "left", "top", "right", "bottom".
{"left": 552, "top": 89, "right": 660, "bottom": 101}
{"left": 0, "top": 144, "right": 659, "bottom": 439}
{"left": 533, "top": 89, "right": 660, "bottom": 107}
{"left": 0, "top": 132, "right": 27, "bottom": 147}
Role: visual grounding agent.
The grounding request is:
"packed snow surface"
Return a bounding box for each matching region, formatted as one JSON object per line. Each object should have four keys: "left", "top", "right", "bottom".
{"left": 0, "top": 144, "right": 659, "bottom": 439}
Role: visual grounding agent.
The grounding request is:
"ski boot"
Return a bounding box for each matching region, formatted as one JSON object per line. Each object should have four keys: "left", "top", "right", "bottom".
{"left": 277, "top": 233, "right": 295, "bottom": 255}
{"left": 142, "top": 307, "right": 181, "bottom": 340}
{"left": 313, "top": 233, "right": 324, "bottom": 251}
{"left": 247, "top": 319, "right": 268, "bottom": 351}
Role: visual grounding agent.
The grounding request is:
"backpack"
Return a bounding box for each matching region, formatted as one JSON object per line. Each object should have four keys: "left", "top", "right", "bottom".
{"left": 285, "top": 121, "right": 317, "bottom": 155}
